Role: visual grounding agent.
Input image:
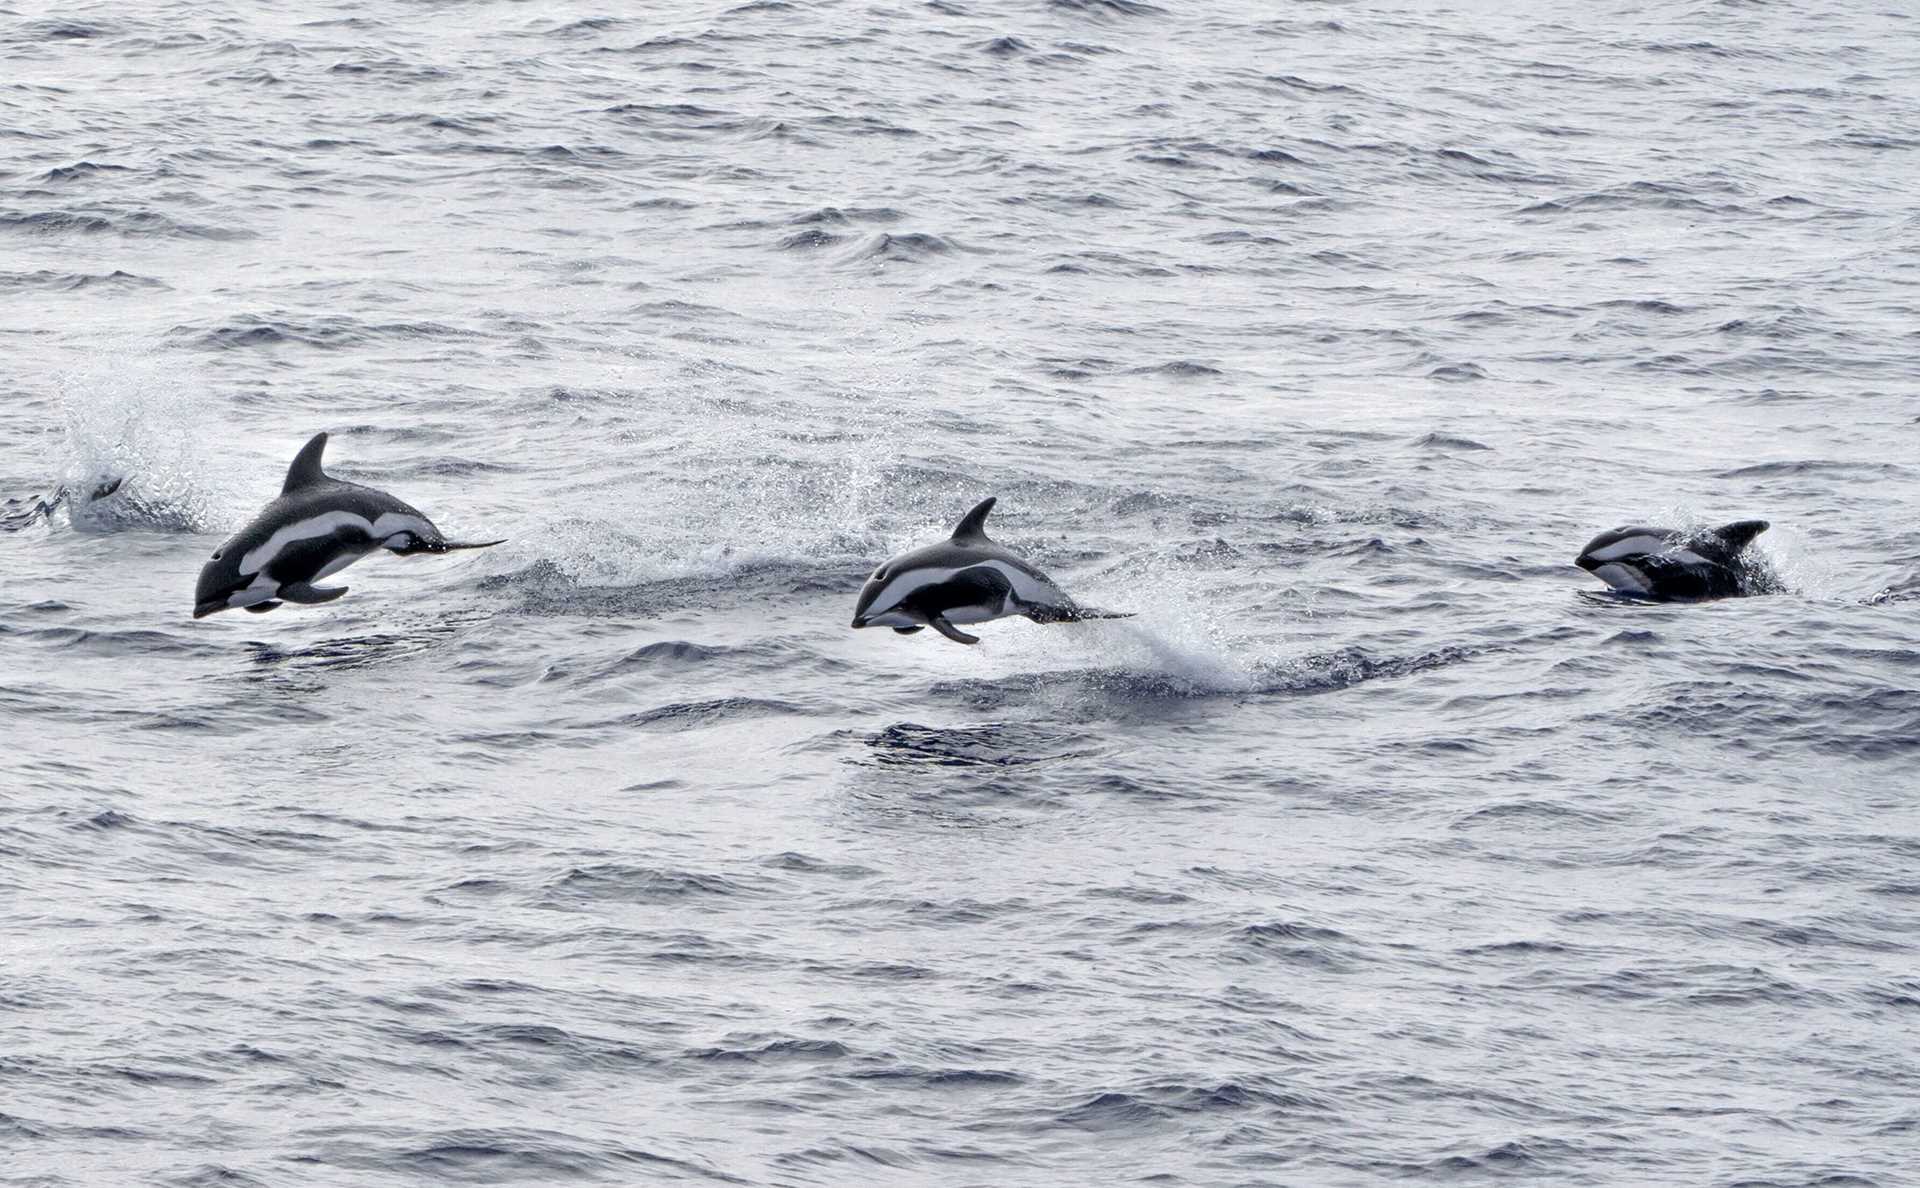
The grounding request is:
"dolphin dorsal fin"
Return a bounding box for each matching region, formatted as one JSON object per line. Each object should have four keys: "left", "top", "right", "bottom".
{"left": 282, "top": 432, "right": 331, "bottom": 494}
{"left": 1710, "top": 519, "right": 1769, "bottom": 553}
{"left": 951, "top": 497, "right": 997, "bottom": 544}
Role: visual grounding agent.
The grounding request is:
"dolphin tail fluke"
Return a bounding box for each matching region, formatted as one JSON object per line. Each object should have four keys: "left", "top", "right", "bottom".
{"left": 280, "top": 582, "right": 348, "bottom": 605}
{"left": 928, "top": 615, "right": 980, "bottom": 645}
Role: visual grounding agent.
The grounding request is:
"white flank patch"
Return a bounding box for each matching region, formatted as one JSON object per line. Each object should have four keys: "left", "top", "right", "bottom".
{"left": 226, "top": 573, "right": 282, "bottom": 608}
{"left": 312, "top": 550, "right": 362, "bottom": 581}
{"left": 1591, "top": 562, "right": 1652, "bottom": 594}
{"left": 863, "top": 560, "right": 1060, "bottom": 621}
{"left": 240, "top": 510, "right": 430, "bottom": 575}
{"left": 943, "top": 601, "right": 1011, "bottom": 626}
{"left": 1587, "top": 534, "right": 1671, "bottom": 563}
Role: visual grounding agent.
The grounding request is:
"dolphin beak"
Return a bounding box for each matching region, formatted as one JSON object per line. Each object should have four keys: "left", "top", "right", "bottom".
{"left": 850, "top": 616, "right": 866, "bottom": 629}
{"left": 441, "top": 539, "right": 506, "bottom": 552}
{"left": 193, "top": 600, "right": 224, "bottom": 619}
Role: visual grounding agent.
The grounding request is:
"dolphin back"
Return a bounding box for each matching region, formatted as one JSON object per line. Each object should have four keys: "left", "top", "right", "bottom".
{"left": 1575, "top": 525, "right": 1673, "bottom": 568}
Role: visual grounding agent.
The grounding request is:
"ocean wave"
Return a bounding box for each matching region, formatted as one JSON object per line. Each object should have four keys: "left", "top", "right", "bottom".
{"left": 0, "top": 208, "right": 254, "bottom": 240}
{"left": 0, "top": 268, "right": 166, "bottom": 292}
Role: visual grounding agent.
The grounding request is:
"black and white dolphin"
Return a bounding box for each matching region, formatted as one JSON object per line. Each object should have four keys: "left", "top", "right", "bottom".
{"left": 0, "top": 477, "right": 121, "bottom": 532}
{"left": 850, "top": 497, "right": 1129, "bottom": 644}
{"left": 193, "top": 432, "right": 503, "bottom": 619}
{"left": 1574, "top": 519, "right": 1770, "bottom": 600}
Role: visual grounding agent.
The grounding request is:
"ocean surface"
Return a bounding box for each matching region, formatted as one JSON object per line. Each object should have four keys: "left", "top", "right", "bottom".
{"left": 3, "top": 1, "right": 1918, "bottom": 1184}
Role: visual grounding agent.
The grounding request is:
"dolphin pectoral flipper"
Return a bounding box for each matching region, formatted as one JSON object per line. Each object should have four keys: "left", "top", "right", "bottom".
{"left": 892, "top": 626, "right": 924, "bottom": 635}
{"left": 928, "top": 616, "right": 980, "bottom": 645}
{"left": 244, "top": 601, "right": 283, "bottom": 614}
{"left": 280, "top": 582, "right": 349, "bottom": 605}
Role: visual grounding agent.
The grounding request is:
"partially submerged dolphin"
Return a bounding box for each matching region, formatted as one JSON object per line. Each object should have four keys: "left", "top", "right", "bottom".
{"left": 193, "top": 432, "right": 502, "bottom": 619}
{"left": 1, "top": 476, "right": 131, "bottom": 532}
{"left": 850, "top": 497, "right": 1129, "bottom": 644}
{"left": 1574, "top": 519, "right": 1770, "bottom": 601}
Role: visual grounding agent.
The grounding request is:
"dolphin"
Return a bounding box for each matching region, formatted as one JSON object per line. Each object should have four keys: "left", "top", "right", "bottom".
{"left": 850, "top": 497, "right": 1130, "bottom": 644}
{"left": 1574, "top": 519, "right": 1770, "bottom": 600}
{"left": 193, "top": 432, "right": 503, "bottom": 619}
{"left": 1, "top": 477, "right": 125, "bottom": 533}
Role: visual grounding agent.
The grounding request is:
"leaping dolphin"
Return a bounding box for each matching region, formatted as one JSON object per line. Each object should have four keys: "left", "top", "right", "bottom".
{"left": 193, "top": 432, "right": 503, "bottom": 619}
{"left": 850, "top": 497, "right": 1130, "bottom": 644}
{"left": 1574, "top": 519, "right": 1770, "bottom": 601}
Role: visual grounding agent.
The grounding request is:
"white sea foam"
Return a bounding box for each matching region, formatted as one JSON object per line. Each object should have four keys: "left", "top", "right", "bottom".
{"left": 52, "top": 351, "right": 235, "bottom": 534}
{"left": 949, "top": 550, "right": 1292, "bottom": 696}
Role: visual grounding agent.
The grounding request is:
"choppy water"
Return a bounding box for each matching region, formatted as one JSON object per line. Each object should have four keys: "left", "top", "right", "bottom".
{"left": 4, "top": 2, "right": 1919, "bottom": 1184}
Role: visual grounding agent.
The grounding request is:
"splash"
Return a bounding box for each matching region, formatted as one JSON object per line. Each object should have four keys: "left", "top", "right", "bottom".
{"left": 1867, "top": 575, "right": 1920, "bottom": 606}
{"left": 960, "top": 551, "right": 1284, "bottom": 695}
{"left": 527, "top": 452, "right": 892, "bottom": 588}
{"left": 1743, "top": 524, "right": 1842, "bottom": 600}
{"left": 51, "top": 353, "right": 234, "bottom": 533}
{"left": 511, "top": 376, "right": 911, "bottom": 588}
{"left": 1634, "top": 505, "right": 1826, "bottom": 598}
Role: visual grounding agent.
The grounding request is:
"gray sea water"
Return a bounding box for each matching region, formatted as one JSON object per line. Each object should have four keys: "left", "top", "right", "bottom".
{"left": 4, "top": 2, "right": 1919, "bottom": 1184}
